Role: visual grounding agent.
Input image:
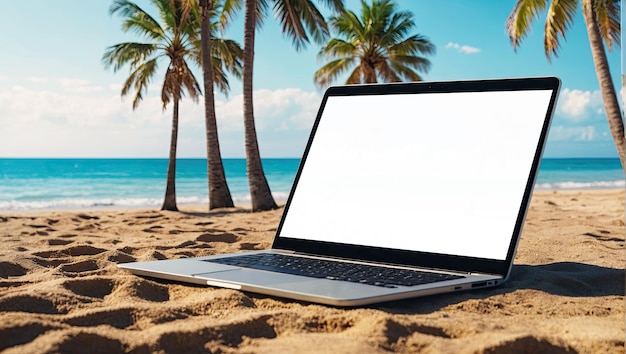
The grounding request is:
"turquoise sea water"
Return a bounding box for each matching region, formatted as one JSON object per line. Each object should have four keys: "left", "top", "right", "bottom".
{"left": 0, "top": 158, "right": 623, "bottom": 211}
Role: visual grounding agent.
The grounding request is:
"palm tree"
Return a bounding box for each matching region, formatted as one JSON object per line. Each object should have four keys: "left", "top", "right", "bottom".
{"left": 103, "top": 0, "right": 202, "bottom": 211}
{"left": 104, "top": 0, "right": 243, "bottom": 211}
{"left": 507, "top": 0, "right": 625, "bottom": 172}
{"left": 314, "top": 0, "right": 435, "bottom": 88}
{"left": 222, "top": 0, "right": 344, "bottom": 212}
{"left": 197, "top": 0, "right": 241, "bottom": 209}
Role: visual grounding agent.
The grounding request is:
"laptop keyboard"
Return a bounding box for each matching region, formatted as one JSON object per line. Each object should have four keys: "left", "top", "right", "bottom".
{"left": 205, "top": 253, "right": 464, "bottom": 288}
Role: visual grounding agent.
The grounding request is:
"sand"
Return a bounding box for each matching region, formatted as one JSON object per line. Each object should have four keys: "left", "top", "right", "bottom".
{"left": 0, "top": 189, "right": 624, "bottom": 353}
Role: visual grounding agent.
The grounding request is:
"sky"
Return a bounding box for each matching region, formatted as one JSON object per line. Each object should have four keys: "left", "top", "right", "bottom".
{"left": 0, "top": 0, "right": 622, "bottom": 159}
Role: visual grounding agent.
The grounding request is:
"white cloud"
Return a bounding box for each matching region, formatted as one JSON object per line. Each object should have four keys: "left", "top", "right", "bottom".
{"left": 25, "top": 76, "right": 48, "bottom": 83}
{"left": 109, "top": 83, "right": 122, "bottom": 92}
{"left": 58, "top": 78, "right": 103, "bottom": 93}
{"left": 445, "top": 42, "right": 480, "bottom": 54}
{"left": 557, "top": 88, "right": 603, "bottom": 121}
{"left": 0, "top": 84, "right": 320, "bottom": 158}
{"left": 548, "top": 125, "right": 597, "bottom": 141}
{"left": 214, "top": 88, "right": 321, "bottom": 132}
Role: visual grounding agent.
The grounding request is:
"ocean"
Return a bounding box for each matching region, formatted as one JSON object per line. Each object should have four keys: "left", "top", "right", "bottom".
{"left": 0, "top": 158, "right": 623, "bottom": 211}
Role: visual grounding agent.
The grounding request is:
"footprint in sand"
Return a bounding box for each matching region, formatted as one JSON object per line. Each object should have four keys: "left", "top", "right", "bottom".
{"left": 195, "top": 221, "right": 214, "bottom": 226}
{"left": 142, "top": 225, "right": 164, "bottom": 233}
{"left": 239, "top": 243, "right": 260, "bottom": 250}
{"left": 26, "top": 224, "right": 49, "bottom": 229}
{"left": 152, "top": 314, "right": 272, "bottom": 352}
{"left": 76, "top": 213, "right": 100, "bottom": 221}
{"left": 0, "top": 262, "right": 28, "bottom": 278}
{"left": 53, "top": 333, "right": 126, "bottom": 353}
{"left": 65, "top": 308, "right": 137, "bottom": 329}
{"left": 135, "top": 213, "right": 164, "bottom": 219}
{"left": 231, "top": 227, "right": 250, "bottom": 235}
{"left": 482, "top": 335, "right": 575, "bottom": 353}
{"left": 0, "top": 323, "right": 59, "bottom": 351}
{"left": 73, "top": 224, "right": 99, "bottom": 231}
{"left": 108, "top": 251, "right": 136, "bottom": 264}
{"left": 48, "top": 239, "right": 74, "bottom": 246}
{"left": 62, "top": 277, "right": 116, "bottom": 299}
{"left": 118, "top": 246, "right": 138, "bottom": 254}
{"left": 34, "top": 245, "right": 107, "bottom": 258}
{"left": 111, "top": 278, "right": 170, "bottom": 302}
{"left": 61, "top": 259, "right": 99, "bottom": 273}
{"left": 0, "top": 294, "right": 61, "bottom": 314}
{"left": 196, "top": 232, "right": 240, "bottom": 244}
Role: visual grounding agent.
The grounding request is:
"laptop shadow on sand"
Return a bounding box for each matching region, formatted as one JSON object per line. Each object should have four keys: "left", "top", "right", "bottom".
{"left": 376, "top": 262, "right": 624, "bottom": 315}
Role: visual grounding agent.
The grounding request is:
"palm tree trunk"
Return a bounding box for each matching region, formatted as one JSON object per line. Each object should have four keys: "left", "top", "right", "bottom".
{"left": 581, "top": 0, "right": 625, "bottom": 173}
{"left": 243, "top": 0, "right": 278, "bottom": 211}
{"left": 161, "top": 99, "right": 179, "bottom": 211}
{"left": 200, "top": 0, "right": 235, "bottom": 209}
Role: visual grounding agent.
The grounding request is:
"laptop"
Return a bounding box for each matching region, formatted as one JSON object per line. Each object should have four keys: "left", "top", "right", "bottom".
{"left": 119, "top": 76, "right": 561, "bottom": 306}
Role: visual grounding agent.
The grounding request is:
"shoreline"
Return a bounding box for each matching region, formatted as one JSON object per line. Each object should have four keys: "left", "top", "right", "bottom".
{"left": 0, "top": 188, "right": 623, "bottom": 215}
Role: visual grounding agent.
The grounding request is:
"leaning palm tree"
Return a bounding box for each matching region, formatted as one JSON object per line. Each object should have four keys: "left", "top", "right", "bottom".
{"left": 507, "top": 0, "right": 625, "bottom": 172}
{"left": 314, "top": 0, "right": 435, "bottom": 88}
{"left": 221, "top": 0, "right": 344, "bottom": 212}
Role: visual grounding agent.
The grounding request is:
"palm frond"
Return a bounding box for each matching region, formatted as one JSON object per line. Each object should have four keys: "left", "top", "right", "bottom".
{"left": 345, "top": 62, "right": 365, "bottom": 84}
{"left": 220, "top": 0, "right": 244, "bottom": 30}
{"left": 386, "top": 54, "right": 431, "bottom": 73}
{"left": 273, "top": 0, "right": 346, "bottom": 50}
{"left": 211, "top": 56, "right": 231, "bottom": 93}
{"left": 313, "top": 57, "right": 355, "bottom": 89}
{"left": 102, "top": 42, "right": 159, "bottom": 72}
{"left": 317, "top": 38, "right": 357, "bottom": 60}
{"left": 375, "top": 61, "right": 402, "bottom": 82}
{"left": 316, "top": 0, "right": 345, "bottom": 13}
{"left": 506, "top": 0, "right": 548, "bottom": 50}
{"left": 212, "top": 38, "right": 244, "bottom": 79}
{"left": 543, "top": 0, "right": 577, "bottom": 60}
{"left": 388, "top": 59, "right": 424, "bottom": 81}
{"left": 180, "top": 60, "right": 202, "bottom": 102}
{"left": 388, "top": 34, "right": 436, "bottom": 57}
{"left": 330, "top": 9, "right": 366, "bottom": 42}
{"left": 209, "top": 37, "right": 243, "bottom": 95}
{"left": 120, "top": 58, "right": 159, "bottom": 110}
{"left": 594, "top": 0, "right": 620, "bottom": 50}
{"left": 110, "top": 0, "right": 167, "bottom": 41}
{"left": 297, "top": 0, "right": 332, "bottom": 45}
{"left": 152, "top": 0, "right": 178, "bottom": 33}
{"left": 378, "top": 11, "right": 415, "bottom": 47}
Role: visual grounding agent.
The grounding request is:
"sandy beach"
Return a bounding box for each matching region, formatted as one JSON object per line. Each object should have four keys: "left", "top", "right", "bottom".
{"left": 0, "top": 189, "right": 623, "bottom": 353}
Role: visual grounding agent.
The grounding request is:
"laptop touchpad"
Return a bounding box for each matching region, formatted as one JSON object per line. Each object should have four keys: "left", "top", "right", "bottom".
{"left": 193, "top": 269, "right": 307, "bottom": 285}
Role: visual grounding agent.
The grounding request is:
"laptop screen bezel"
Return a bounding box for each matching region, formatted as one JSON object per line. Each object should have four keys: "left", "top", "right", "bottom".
{"left": 272, "top": 77, "right": 561, "bottom": 277}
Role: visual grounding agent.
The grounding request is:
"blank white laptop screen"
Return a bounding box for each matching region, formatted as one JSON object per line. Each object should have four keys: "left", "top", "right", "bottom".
{"left": 278, "top": 89, "right": 554, "bottom": 260}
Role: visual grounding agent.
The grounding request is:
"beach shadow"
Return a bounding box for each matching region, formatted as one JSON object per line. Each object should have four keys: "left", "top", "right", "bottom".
{"left": 178, "top": 204, "right": 285, "bottom": 218}
{"left": 179, "top": 208, "right": 257, "bottom": 218}
{"left": 376, "top": 262, "right": 625, "bottom": 314}
{"left": 122, "top": 262, "right": 624, "bottom": 314}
